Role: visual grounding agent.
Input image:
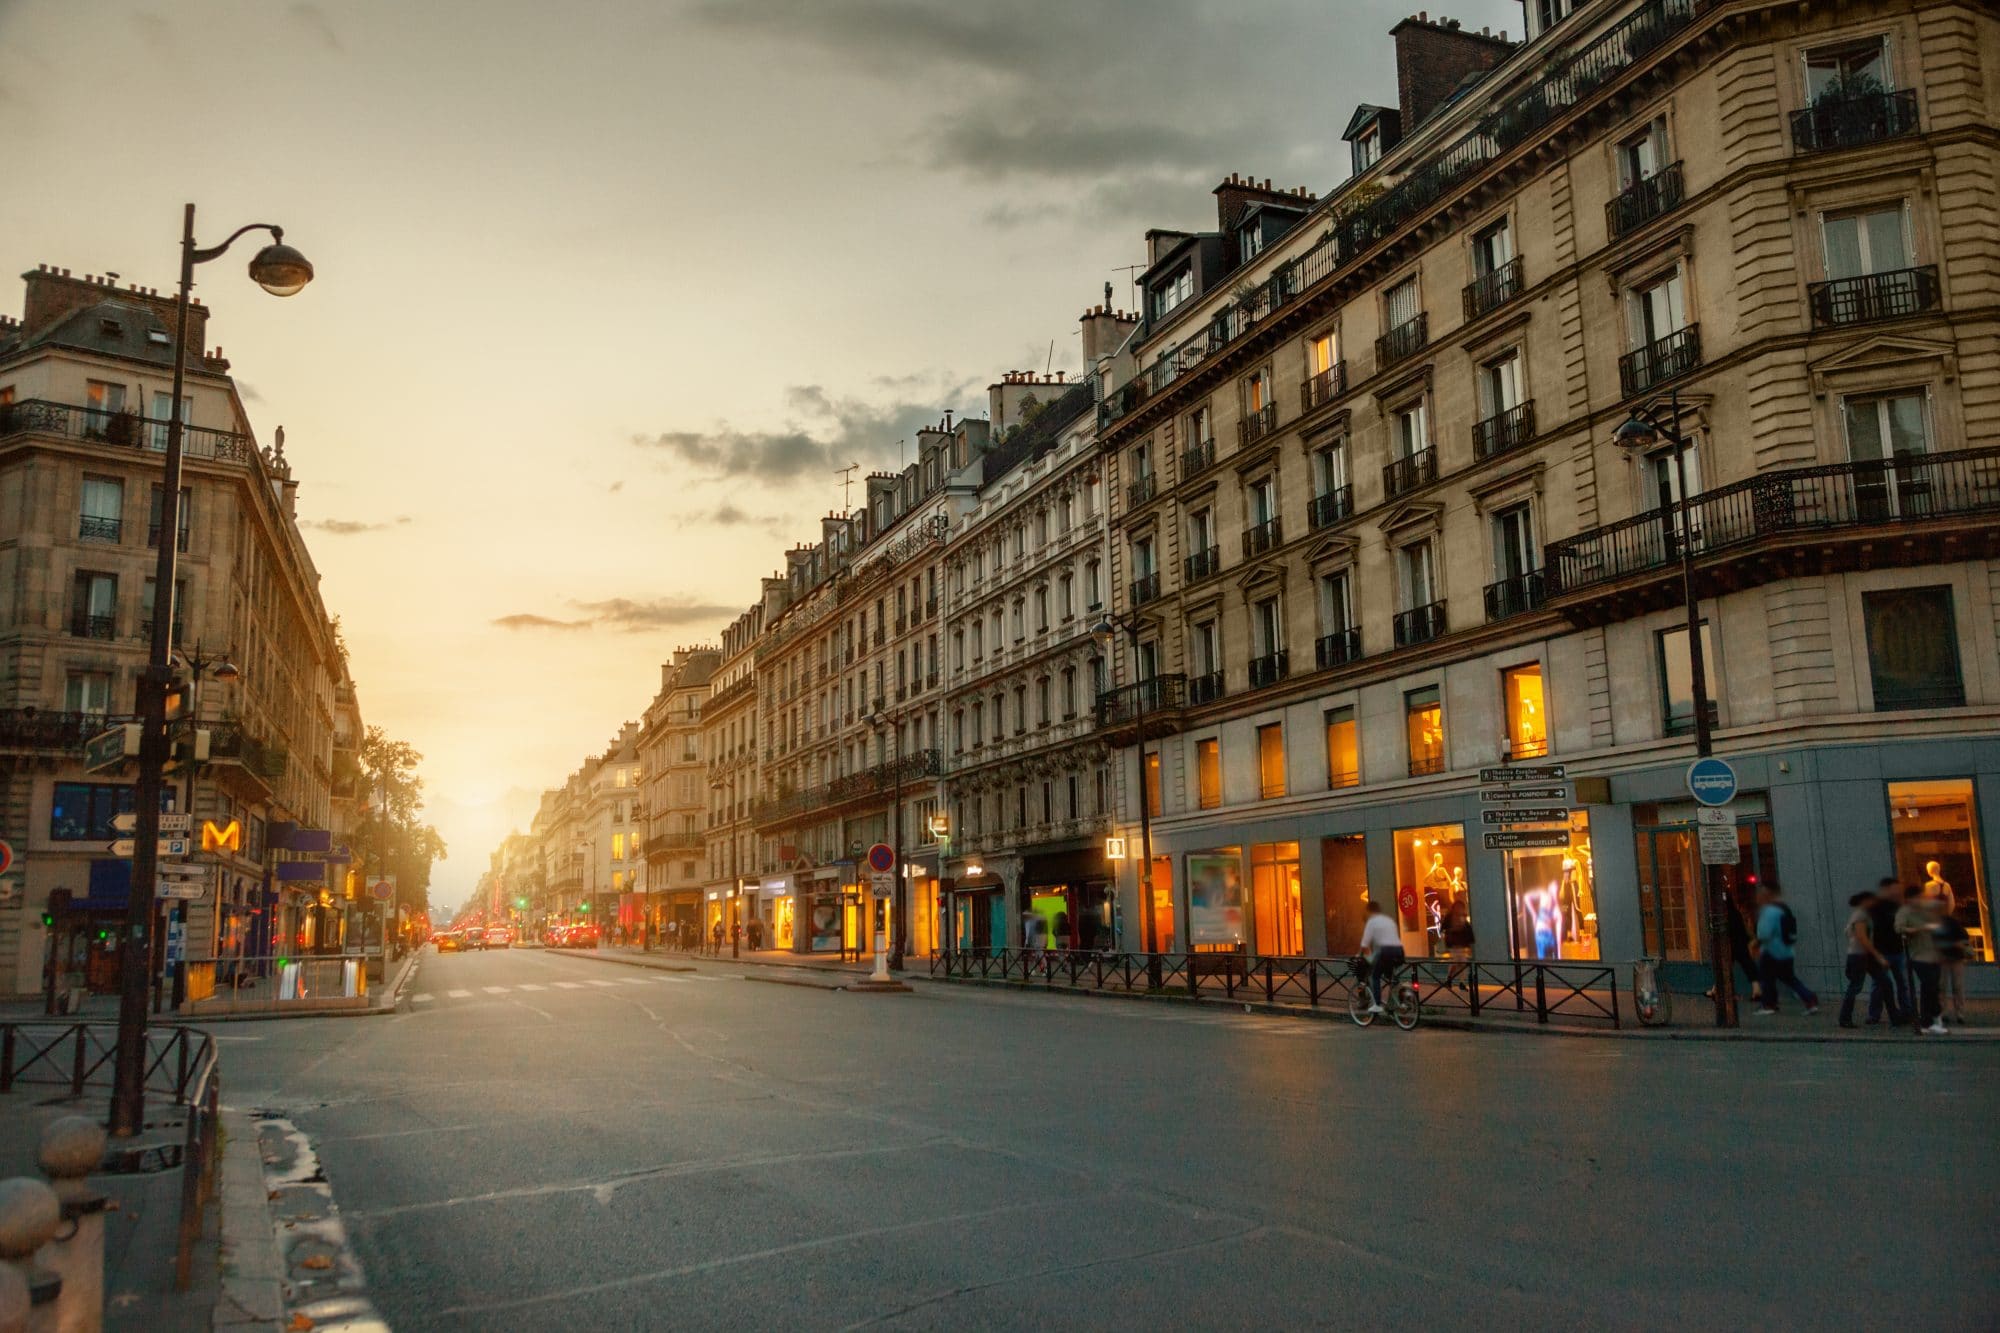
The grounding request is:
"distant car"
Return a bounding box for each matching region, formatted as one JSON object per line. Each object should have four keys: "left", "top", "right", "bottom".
{"left": 483, "top": 926, "right": 512, "bottom": 949}
{"left": 559, "top": 924, "right": 599, "bottom": 949}
{"left": 436, "top": 932, "right": 463, "bottom": 953}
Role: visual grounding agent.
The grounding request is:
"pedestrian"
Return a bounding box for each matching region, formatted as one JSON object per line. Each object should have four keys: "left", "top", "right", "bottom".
{"left": 1838, "top": 890, "right": 1893, "bottom": 1029}
{"left": 1866, "top": 878, "right": 1910, "bottom": 1024}
{"left": 711, "top": 920, "right": 723, "bottom": 954}
{"left": 1897, "top": 887, "right": 1947, "bottom": 1035}
{"left": 1752, "top": 885, "right": 1817, "bottom": 1016}
{"left": 1709, "top": 891, "right": 1762, "bottom": 1005}
{"left": 1358, "top": 900, "right": 1404, "bottom": 1014}
{"left": 1937, "top": 906, "right": 1971, "bottom": 1025}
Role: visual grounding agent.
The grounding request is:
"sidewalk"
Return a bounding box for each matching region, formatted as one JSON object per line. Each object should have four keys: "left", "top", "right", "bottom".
{"left": 1, "top": 950, "right": 419, "bottom": 1025}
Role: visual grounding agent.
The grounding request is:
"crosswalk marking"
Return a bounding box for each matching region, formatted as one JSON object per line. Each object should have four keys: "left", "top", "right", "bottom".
{"left": 516, "top": 983, "right": 547, "bottom": 991}
{"left": 483, "top": 986, "right": 510, "bottom": 994}
{"left": 447, "top": 989, "right": 472, "bottom": 999}
{"left": 553, "top": 982, "right": 584, "bottom": 990}
{"left": 651, "top": 976, "right": 688, "bottom": 984}
{"left": 619, "top": 977, "right": 651, "bottom": 985}
{"left": 411, "top": 993, "right": 434, "bottom": 1003}
{"left": 587, "top": 979, "right": 617, "bottom": 987}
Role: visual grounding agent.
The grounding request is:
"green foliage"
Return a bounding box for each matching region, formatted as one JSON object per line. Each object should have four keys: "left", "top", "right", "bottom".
{"left": 354, "top": 725, "right": 447, "bottom": 913}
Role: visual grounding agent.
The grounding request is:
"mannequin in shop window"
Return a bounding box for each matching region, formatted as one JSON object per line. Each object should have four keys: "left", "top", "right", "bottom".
{"left": 1924, "top": 861, "right": 1955, "bottom": 916}
{"left": 1421, "top": 852, "right": 1454, "bottom": 935}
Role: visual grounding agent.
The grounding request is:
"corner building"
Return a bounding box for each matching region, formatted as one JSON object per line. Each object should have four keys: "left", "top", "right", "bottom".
{"left": 1092, "top": 0, "right": 2000, "bottom": 995}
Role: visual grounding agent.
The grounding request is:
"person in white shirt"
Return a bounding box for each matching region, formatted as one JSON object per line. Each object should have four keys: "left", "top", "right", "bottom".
{"left": 1358, "top": 901, "right": 1405, "bottom": 1013}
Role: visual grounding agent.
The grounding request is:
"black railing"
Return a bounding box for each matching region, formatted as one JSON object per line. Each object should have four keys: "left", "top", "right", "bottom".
{"left": 70, "top": 612, "right": 115, "bottom": 640}
{"left": 78, "top": 515, "right": 122, "bottom": 542}
{"left": 1383, "top": 447, "right": 1438, "bottom": 498}
{"left": 1808, "top": 265, "right": 1941, "bottom": 329}
{"left": 1545, "top": 446, "right": 2000, "bottom": 596}
{"left": 206, "top": 721, "right": 287, "bottom": 782}
{"left": 1473, "top": 401, "right": 1536, "bottom": 460}
{"left": 1302, "top": 362, "right": 1346, "bottom": 412}
{"left": 1239, "top": 402, "right": 1277, "bottom": 446}
{"left": 0, "top": 399, "right": 255, "bottom": 464}
{"left": 1606, "top": 161, "right": 1684, "bottom": 238}
{"left": 1129, "top": 571, "right": 1162, "bottom": 607}
{"left": 1484, "top": 569, "right": 1547, "bottom": 620}
{"left": 1463, "top": 257, "right": 1524, "bottom": 320}
{"left": 1127, "top": 473, "right": 1157, "bottom": 509}
{"left": 1188, "top": 670, "right": 1226, "bottom": 705}
{"left": 1308, "top": 486, "right": 1354, "bottom": 529}
{"left": 148, "top": 523, "right": 190, "bottom": 551}
{"left": 753, "top": 748, "right": 944, "bottom": 825}
{"left": 1241, "top": 517, "right": 1283, "bottom": 558}
{"left": 0, "top": 709, "right": 138, "bottom": 750}
{"left": 1790, "top": 88, "right": 1919, "bottom": 154}
{"left": 1619, "top": 324, "right": 1701, "bottom": 398}
{"left": 1095, "top": 675, "right": 1186, "bottom": 727}
{"left": 1375, "top": 313, "right": 1429, "bottom": 370}
{"left": 1394, "top": 600, "right": 1447, "bottom": 647}
{"left": 1316, "top": 627, "right": 1362, "bottom": 669}
{"left": 139, "top": 619, "right": 185, "bottom": 641}
{"left": 1184, "top": 546, "right": 1221, "bottom": 583}
{"left": 1181, "top": 438, "right": 1216, "bottom": 479}
{"left": 1248, "top": 650, "right": 1289, "bottom": 689}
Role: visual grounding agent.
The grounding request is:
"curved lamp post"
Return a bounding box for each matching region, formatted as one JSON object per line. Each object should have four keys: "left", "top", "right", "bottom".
{"left": 865, "top": 703, "right": 915, "bottom": 971}
{"left": 1093, "top": 612, "right": 1153, "bottom": 956}
{"left": 112, "top": 206, "right": 312, "bottom": 1137}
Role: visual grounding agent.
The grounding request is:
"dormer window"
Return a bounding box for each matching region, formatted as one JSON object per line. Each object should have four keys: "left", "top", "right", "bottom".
{"left": 1151, "top": 264, "right": 1194, "bottom": 321}
{"left": 1354, "top": 126, "right": 1381, "bottom": 171}
{"left": 1239, "top": 222, "right": 1265, "bottom": 261}
{"left": 146, "top": 329, "right": 170, "bottom": 346}
{"left": 98, "top": 318, "right": 123, "bottom": 338}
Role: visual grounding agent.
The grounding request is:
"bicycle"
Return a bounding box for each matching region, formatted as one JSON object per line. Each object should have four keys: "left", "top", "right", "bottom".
{"left": 1348, "top": 956, "right": 1420, "bottom": 1030}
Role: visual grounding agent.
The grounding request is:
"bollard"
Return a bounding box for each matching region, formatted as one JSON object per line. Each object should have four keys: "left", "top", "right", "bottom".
{"left": 36, "top": 1119, "right": 106, "bottom": 1333}
{"left": 0, "top": 1178, "right": 62, "bottom": 1333}
{"left": 0, "top": 1263, "right": 29, "bottom": 1333}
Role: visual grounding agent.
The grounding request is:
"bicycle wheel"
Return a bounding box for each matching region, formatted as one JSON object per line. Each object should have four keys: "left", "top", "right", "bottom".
{"left": 1391, "top": 982, "right": 1420, "bottom": 1030}
{"left": 1348, "top": 979, "right": 1376, "bottom": 1026}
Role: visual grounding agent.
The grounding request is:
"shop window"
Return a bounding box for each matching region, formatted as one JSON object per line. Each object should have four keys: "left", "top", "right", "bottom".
{"left": 1144, "top": 751, "right": 1162, "bottom": 817}
{"left": 1257, "top": 723, "right": 1285, "bottom": 800}
{"left": 1864, "top": 586, "right": 1964, "bottom": 710}
{"left": 1657, "top": 622, "right": 1718, "bottom": 736}
{"left": 1196, "top": 738, "right": 1221, "bottom": 810}
{"left": 1504, "top": 812, "right": 1598, "bottom": 960}
{"left": 1502, "top": 664, "right": 1548, "bottom": 759}
{"left": 1405, "top": 685, "right": 1444, "bottom": 776}
{"left": 1321, "top": 834, "right": 1369, "bottom": 955}
{"left": 1250, "top": 842, "right": 1304, "bottom": 956}
{"left": 1325, "top": 705, "right": 1359, "bottom": 788}
{"left": 50, "top": 782, "right": 141, "bottom": 841}
{"left": 1145, "top": 855, "right": 1176, "bottom": 953}
{"left": 1633, "top": 801, "right": 1778, "bottom": 964}
{"left": 1392, "top": 825, "right": 1467, "bottom": 958}
{"left": 1887, "top": 779, "right": 1991, "bottom": 962}
{"left": 1187, "top": 848, "right": 1245, "bottom": 952}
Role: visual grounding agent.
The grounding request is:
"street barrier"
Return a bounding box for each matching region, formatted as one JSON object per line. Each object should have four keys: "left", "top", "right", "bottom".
{"left": 180, "top": 952, "right": 376, "bottom": 1015}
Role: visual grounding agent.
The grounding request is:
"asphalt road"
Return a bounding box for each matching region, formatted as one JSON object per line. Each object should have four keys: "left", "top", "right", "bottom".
{"left": 217, "top": 946, "right": 1997, "bottom": 1330}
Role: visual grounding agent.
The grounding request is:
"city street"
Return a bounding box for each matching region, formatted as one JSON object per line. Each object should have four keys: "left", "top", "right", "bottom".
{"left": 217, "top": 946, "right": 1996, "bottom": 1330}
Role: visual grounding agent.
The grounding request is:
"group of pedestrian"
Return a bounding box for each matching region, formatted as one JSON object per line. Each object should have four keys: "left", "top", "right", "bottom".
{"left": 1840, "top": 877, "right": 1970, "bottom": 1033}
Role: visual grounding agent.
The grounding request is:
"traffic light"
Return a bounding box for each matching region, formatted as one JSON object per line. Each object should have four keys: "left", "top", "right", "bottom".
{"left": 578, "top": 900, "right": 590, "bottom": 912}
{"left": 162, "top": 676, "right": 190, "bottom": 723}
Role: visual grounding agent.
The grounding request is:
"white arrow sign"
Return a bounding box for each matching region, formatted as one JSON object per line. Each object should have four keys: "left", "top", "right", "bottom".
{"left": 108, "top": 837, "right": 191, "bottom": 858}
{"left": 156, "top": 863, "right": 208, "bottom": 881}
{"left": 155, "top": 881, "right": 207, "bottom": 901}
{"left": 113, "top": 813, "right": 191, "bottom": 834}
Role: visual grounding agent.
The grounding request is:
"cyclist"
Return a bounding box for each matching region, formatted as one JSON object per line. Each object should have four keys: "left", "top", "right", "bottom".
{"left": 1358, "top": 900, "right": 1406, "bottom": 1015}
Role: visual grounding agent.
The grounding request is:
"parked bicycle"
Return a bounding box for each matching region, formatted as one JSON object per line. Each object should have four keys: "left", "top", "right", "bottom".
{"left": 1348, "top": 956, "right": 1420, "bottom": 1030}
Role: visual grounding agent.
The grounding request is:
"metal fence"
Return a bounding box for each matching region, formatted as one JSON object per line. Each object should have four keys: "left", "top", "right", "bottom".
{"left": 929, "top": 949, "right": 1622, "bottom": 1028}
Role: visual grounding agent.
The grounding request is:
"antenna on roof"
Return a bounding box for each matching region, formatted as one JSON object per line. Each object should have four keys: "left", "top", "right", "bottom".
{"left": 835, "top": 462, "right": 859, "bottom": 511}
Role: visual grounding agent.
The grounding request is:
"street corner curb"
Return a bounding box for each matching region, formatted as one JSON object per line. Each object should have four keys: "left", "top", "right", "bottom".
{"left": 742, "top": 974, "right": 848, "bottom": 992}
{"left": 567, "top": 951, "right": 700, "bottom": 974}
{"left": 842, "top": 979, "right": 915, "bottom": 993}
{"left": 210, "top": 1109, "right": 285, "bottom": 1333}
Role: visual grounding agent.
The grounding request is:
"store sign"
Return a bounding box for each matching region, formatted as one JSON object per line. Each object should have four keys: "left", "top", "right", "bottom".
{"left": 201, "top": 819, "right": 242, "bottom": 853}
{"left": 1483, "top": 830, "right": 1572, "bottom": 850}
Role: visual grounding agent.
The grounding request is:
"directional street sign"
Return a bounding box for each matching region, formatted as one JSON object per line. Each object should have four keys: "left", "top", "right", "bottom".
{"left": 108, "top": 837, "right": 191, "bottom": 858}
{"left": 1478, "top": 764, "right": 1566, "bottom": 784}
{"left": 155, "top": 881, "right": 207, "bottom": 901}
{"left": 157, "top": 862, "right": 207, "bottom": 880}
{"left": 84, "top": 724, "right": 140, "bottom": 775}
{"left": 112, "top": 812, "right": 191, "bottom": 834}
{"left": 1480, "top": 807, "right": 1571, "bottom": 825}
{"left": 1483, "top": 830, "right": 1572, "bottom": 850}
{"left": 1480, "top": 785, "right": 1569, "bottom": 804}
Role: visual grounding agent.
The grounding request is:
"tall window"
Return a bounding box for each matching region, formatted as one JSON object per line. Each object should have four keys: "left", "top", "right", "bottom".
{"left": 72, "top": 571, "right": 116, "bottom": 635}
{"left": 80, "top": 477, "right": 123, "bottom": 542}
{"left": 1253, "top": 596, "right": 1284, "bottom": 657}
{"left": 1085, "top": 558, "right": 1102, "bottom": 608}
{"left": 83, "top": 380, "right": 126, "bottom": 434}
{"left": 1325, "top": 706, "right": 1359, "bottom": 788}
{"left": 1033, "top": 586, "right": 1047, "bottom": 632}
{"left": 1257, "top": 723, "right": 1286, "bottom": 800}
{"left": 1617, "top": 116, "right": 1669, "bottom": 189}
{"left": 1310, "top": 331, "right": 1339, "bottom": 375}
{"left": 1151, "top": 264, "right": 1193, "bottom": 321}
{"left": 1502, "top": 663, "right": 1549, "bottom": 758}
{"left": 1406, "top": 685, "right": 1445, "bottom": 776}
{"left": 1144, "top": 751, "right": 1162, "bottom": 817}
{"left": 1385, "top": 276, "right": 1419, "bottom": 330}
{"left": 1245, "top": 371, "right": 1268, "bottom": 414}
{"left": 1060, "top": 667, "right": 1076, "bottom": 718}
{"left": 1187, "top": 404, "right": 1210, "bottom": 446}
{"left": 1197, "top": 738, "right": 1221, "bottom": 809}
{"left": 1480, "top": 352, "right": 1522, "bottom": 417}
{"left": 1133, "top": 440, "right": 1153, "bottom": 482}
{"left": 1320, "top": 571, "right": 1354, "bottom": 634}
{"left": 1823, "top": 204, "right": 1909, "bottom": 280}
{"left": 1188, "top": 506, "right": 1215, "bottom": 556}
{"left": 1399, "top": 539, "right": 1437, "bottom": 609}
{"left": 1057, "top": 574, "right": 1074, "bottom": 620}
{"left": 1804, "top": 37, "right": 1888, "bottom": 99}
{"left": 1657, "top": 622, "right": 1718, "bottom": 735}
{"left": 65, "top": 672, "right": 112, "bottom": 716}
{"left": 1393, "top": 401, "right": 1429, "bottom": 458}
{"left": 1191, "top": 620, "right": 1220, "bottom": 678}
{"left": 148, "top": 484, "right": 191, "bottom": 550}
{"left": 1864, "top": 586, "right": 1964, "bottom": 710}
{"left": 1035, "top": 677, "right": 1050, "bottom": 727}
{"left": 1631, "top": 268, "right": 1687, "bottom": 346}
{"left": 1492, "top": 504, "right": 1537, "bottom": 584}
{"left": 1472, "top": 218, "right": 1514, "bottom": 277}
{"left": 1843, "top": 390, "right": 1931, "bottom": 518}
{"left": 1247, "top": 478, "right": 1276, "bottom": 527}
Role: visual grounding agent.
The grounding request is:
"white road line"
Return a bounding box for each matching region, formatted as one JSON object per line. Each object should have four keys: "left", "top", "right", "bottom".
{"left": 553, "top": 982, "right": 584, "bottom": 990}
{"left": 411, "top": 994, "right": 434, "bottom": 1003}
{"left": 619, "top": 977, "right": 652, "bottom": 985}
{"left": 482, "top": 986, "right": 511, "bottom": 994}
{"left": 516, "top": 983, "right": 547, "bottom": 991}
{"left": 447, "top": 989, "right": 472, "bottom": 999}
{"left": 587, "top": 980, "right": 618, "bottom": 988}
{"left": 688, "top": 975, "right": 729, "bottom": 982}
{"left": 651, "top": 976, "right": 689, "bottom": 984}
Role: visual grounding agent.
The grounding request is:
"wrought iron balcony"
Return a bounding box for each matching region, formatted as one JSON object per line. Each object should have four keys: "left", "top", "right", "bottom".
{"left": 1239, "top": 403, "right": 1277, "bottom": 447}
{"left": 78, "top": 516, "right": 121, "bottom": 543}
{"left": 208, "top": 722, "right": 287, "bottom": 782}
{"left": 1181, "top": 438, "right": 1216, "bottom": 480}
{"left": 138, "top": 619, "right": 184, "bottom": 642}
{"left": 1128, "top": 473, "right": 1159, "bottom": 510}
{"left": 1302, "top": 362, "right": 1347, "bottom": 412}
{"left": 1393, "top": 600, "right": 1447, "bottom": 648}
{"left": 70, "top": 613, "right": 115, "bottom": 640}
{"left": 0, "top": 708, "right": 139, "bottom": 751}
{"left": 1129, "top": 571, "right": 1162, "bottom": 607}
{"left": 1808, "top": 265, "right": 1941, "bottom": 329}
{"left": 1376, "top": 314, "right": 1429, "bottom": 371}
{"left": 1606, "top": 162, "right": 1685, "bottom": 238}
{"left": 1241, "top": 517, "right": 1283, "bottom": 558}
{"left": 1473, "top": 401, "right": 1536, "bottom": 461}
{"left": 1483, "top": 569, "right": 1548, "bottom": 621}
{"left": 1188, "top": 670, "right": 1225, "bottom": 705}
{"left": 1094, "top": 675, "right": 1185, "bottom": 729}
{"left": 1184, "top": 546, "right": 1221, "bottom": 584}
{"left": 0, "top": 398, "right": 254, "bottom": 465}
{"left": 1248, "top": 650, "right": 1290, "bottom": 689}
{"left": 148, "top": 523, "right": 189, "bottom": 551}
{"left": 1463, "top": 257, "right": 1524, "bottom": 321}
{"left": 1315, "top": 627, "right": 1362, "bottom": 669}
{"left": 1308, "top": 486, "right": 1354, "bottom": 530}
{"left": 1383, "top": 448, "right": 1438, "bottom": 499}
{"left": 1619, "top": 325, "right": 1701, "bottom": 398}
{"left": 1790, "top": 88, "right": 1919, "bottom": 154}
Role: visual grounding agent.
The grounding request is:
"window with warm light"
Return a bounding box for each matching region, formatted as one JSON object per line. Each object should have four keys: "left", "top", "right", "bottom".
{"left": 1257, "top": 723, "right": 1285, "bottom": 800}
{"left": 1406, "top": 685, "right": 1444, "bottom": 777}
{"left": 1250, "top": 841, "right": 1305, "bottom": 956}
{"left": 1145, "top": 750, "right": 1162, "bottom": 817}
{"left": 1325, "top": 705, "right": 1359, "bottom": 788}
{"left": 1197, "top": 738, "right": 1221, "bottom": 809}
{"left": 1502, "top": 664, "right": 1548, "bottom": 759}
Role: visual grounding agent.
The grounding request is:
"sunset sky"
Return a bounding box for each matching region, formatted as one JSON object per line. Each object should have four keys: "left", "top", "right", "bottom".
{"left": 2, "top": 0, "right": 1518, "bottom": 911}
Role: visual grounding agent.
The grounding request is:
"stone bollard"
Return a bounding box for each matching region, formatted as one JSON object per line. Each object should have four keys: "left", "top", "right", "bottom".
{"left": 0, "top": 1263, "right": 30, "bottom": 1333}
{"left": 0, "top": 1179, "right": 61, "bottom": 1333}
{"left": 36, "top": 1119, "right": 106, "bottom": 1333}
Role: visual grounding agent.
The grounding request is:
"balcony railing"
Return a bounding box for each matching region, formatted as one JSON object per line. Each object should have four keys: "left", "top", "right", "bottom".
{"left": 1188, "top": 670, "right": 1225, "bottom": 705}
{"left": 1606, "top": 162, "right": 1684, "bottom": 238}
{"left": 207, "top": 722, "right": 287, "bottom": 782}
{"left": 1239, "top": 403, "right": 1277, "bottom": 447}
{"left": 1544, "top": 446, "right": 2000, "bottom": 597}
{"left": 70, "top": 613, "right": 115, "bottom": 640}
{"left": 78, "top": 516, "right": 121, "bottom": 543}
{"left": 1618, "top": 325, "right": 1701, "bottom": 398}
{"left": 138, "top": 619, "right": 185, "bottom": 642}
{"left": 1472, "top": 401, "right": 1536, "bottom": 461}
{"left": 1181, "top": 438, "right": 1216, "bottom": 479}
{"left": 1790, "top": 88, "right": 1920, "bottom": 154}
{"left": 1483, "top": 570, "right": 1547, "bottom": 621}
{"left": 1302, "top": 362, "right": 1347, "bottom": 412}
{"left": 1241, "top": 517, "right": 1282, "bottom": 558}
{"left": 1393, "top": 600, "right": 1447, "bottom": 648}
{"left": 1383, "top": 447, "right": 1438, "bottom": 499}
{"left": 1127, "top": 473, "right": 1158, "bottom": 509}
{"left": 753, "top": 748, "right": 944, "bottom": 826}
{"left": 1095, "top": 675, "right": 1186, "bottom": 728}
{"left": 1184, "top": 546, "right": 1221, "bottom": 584}
{"left": 1375, "top": 314, "right": 1429, "bottom": 371}
{"left": 1462, "top": 257, "right": 1524, "bottom": 321}
{"left": 0, "top": 709, "right": 140, "bottom": 751}
{"left": 1129, "top": 571, "right": 1162, "bottom": 607}
{"left": 1, "top": 399, "right": 255, "bottom": 465}
{"left": 1315, "top": 627, "right": 1362, "bottom": 669}
{"left": 1808, "top": 265, "right": 1941, "bottom": 329}
{"left": 1248, "top": 650, "right": 1290, "bottom": 689}
{"left": 148, "top": 523, "right": 190, "bottom": 551}
{"left": 1308, "top": 486, "right": 1354, "bottom": 530}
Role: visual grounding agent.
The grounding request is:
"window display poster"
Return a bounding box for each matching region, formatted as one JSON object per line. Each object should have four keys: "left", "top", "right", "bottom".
{"left": 1187, "top": 851, "right": 1245, "bottom": 946}
{"left": 810, "top": 894, "right": 842, "bottom": 952}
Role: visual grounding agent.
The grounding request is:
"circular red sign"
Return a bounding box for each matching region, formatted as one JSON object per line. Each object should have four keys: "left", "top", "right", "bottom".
{"left": 1397, "top": 886, "right": 1417, "bottom": 918}
{"left": 866, "top": 843, "right": 895, "bottom": 873}
{"left": 0, "top": 840, "right": 12, "bottom": 876}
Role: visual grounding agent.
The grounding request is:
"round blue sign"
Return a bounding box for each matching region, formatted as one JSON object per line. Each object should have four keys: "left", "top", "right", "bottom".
{"left": 1686, "top": 757, "right": 1738, "bottom": 807}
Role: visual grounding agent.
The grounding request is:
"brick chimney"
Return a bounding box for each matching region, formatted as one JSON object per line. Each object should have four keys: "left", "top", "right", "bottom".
{"left": 1390, "top": 12, "right": 1516, "bottom": 130}
{"left": 1213, "top": 173, "right": 1318, "bottom": 236}
{"left": 20, "top": 264, "right": 208, "bottom": 355}
{"left": 1079, "top": 305, "right": 1138, "bottom": 365}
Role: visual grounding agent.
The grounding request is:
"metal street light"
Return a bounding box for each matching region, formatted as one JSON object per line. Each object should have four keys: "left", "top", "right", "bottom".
{"left": 865, "top": 702, "right": 913, "bottom": 971}
{"left": 112, "top": 205, "right": 314, "bottom": 1138}
{"left": 1611, "top": 386, "right": 1735, "bottom": 1029}
{"left": 1093, "top": 612, "right": 1154, "bottom": 956}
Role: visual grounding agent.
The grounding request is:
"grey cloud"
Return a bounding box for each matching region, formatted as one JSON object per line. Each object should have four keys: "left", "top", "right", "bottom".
{"left": 632, "top": 380, "right": 971, "bottom": 483}
{"left": 607, "top": 480, "right": 625, "bottom": 493}
{"left": 571, "top": 597, "right": 737, "bottom": 632}
{"left": 492, "top": 613, "right": 588, "bottom": 631}
{"left": 302, "top": 515, "right": 412, "bottom": 535}
{"left": 287, "top": 3, "right": 343, "bottom": 52}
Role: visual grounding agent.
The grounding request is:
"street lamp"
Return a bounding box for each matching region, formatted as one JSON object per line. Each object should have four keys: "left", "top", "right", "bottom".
{"left": 161, "top": 644, "right": 239, "bottom": 1012}
{"left": 1612, "top": 386, "right": 1735, "bottom": 1028}
{"left": 865, "top": 702, "right": 914, "bottom": 971}
{"left": 112, "top": 205, "right": 313, "bottom": 1138}
{"left": 1092, "top": 612, "right": 1154, "bottom": 956}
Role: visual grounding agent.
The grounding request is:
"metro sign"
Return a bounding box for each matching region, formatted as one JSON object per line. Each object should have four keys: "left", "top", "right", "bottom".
{"left": 201, "top": 819, "right": 242, "bottom": 853}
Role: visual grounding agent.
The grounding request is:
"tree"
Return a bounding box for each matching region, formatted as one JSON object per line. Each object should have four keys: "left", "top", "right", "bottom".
{"left": 354, "top": 725, "right": 447, "bottom": 916}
